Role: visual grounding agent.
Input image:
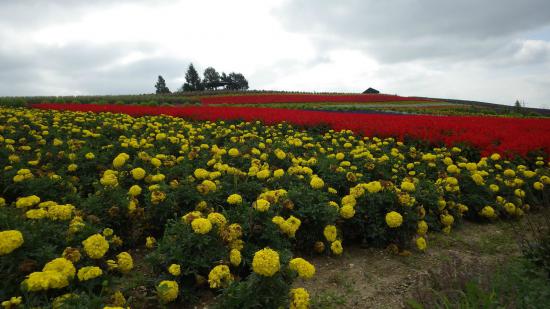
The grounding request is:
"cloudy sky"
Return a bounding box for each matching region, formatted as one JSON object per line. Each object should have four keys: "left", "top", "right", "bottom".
{"left": 1, "top": 0, "right": 550, "bottom": 107}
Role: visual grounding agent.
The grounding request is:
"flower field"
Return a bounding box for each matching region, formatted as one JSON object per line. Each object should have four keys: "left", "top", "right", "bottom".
{"left": 200, "top": 93, "right": 433, "bottom": 105}
{"left": 1, "top": 105, "right": 549, "bottom": 308}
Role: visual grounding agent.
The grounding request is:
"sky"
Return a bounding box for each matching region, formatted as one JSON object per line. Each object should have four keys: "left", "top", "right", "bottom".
{"left": 1, "top": 0, "right": 550, "bottom": 108}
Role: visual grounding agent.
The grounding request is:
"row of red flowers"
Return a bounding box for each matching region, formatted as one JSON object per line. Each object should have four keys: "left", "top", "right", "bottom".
{"left": 31, "top": 103, "right": 550, "bottom": 157}
{"left": 200, "top": 94, "right": 434, "bottom": 105}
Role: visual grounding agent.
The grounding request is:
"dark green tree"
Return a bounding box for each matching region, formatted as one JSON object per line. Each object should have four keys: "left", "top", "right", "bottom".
{"left": 182, "top": 63, "right": 204, "bottom": 91}
{"left": 225, "top": 72, "right": 249, "bottom": 90}
{"left": 203, "top": 67, "right": 221, "bottom": 90}
{"left": 155, "top": 75, "right": 171, "bottom": 94}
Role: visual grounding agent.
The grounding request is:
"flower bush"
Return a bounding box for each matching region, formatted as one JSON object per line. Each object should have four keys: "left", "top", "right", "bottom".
{"left": 0, "top": 106, "right": 548, "bottom": 307}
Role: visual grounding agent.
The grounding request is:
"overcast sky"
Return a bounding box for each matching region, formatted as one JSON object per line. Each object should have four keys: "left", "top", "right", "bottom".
{"left": 1, "top": 0, "right": 550, "bottom": 107}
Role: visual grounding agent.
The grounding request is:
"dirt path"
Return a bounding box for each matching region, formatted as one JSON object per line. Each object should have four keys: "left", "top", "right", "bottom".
{"left": 295, "top": 220, "right": 521, "bottom": 309}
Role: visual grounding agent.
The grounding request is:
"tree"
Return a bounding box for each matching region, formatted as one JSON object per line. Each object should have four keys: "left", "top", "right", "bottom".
{"left": 225, "top": 72, "right": 249, "bottom": 90}
{"left": 155, "top": 75, "right": 171, "bottom": 94}
{"left": 514, "top": 99, "right": 522, "bottom": 113}
{"left": 182, "top": 63, "right": 204, "bottom": 91}
{"left": 202, "top": 67, "right": 221, "bottom": 90}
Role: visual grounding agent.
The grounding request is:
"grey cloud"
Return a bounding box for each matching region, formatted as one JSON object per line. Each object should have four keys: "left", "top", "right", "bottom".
{"left": 276, "top": 0, "right": 550, "bottom": 63}
{"left": 0, "top": 42, "right": 189, "bottom": 95}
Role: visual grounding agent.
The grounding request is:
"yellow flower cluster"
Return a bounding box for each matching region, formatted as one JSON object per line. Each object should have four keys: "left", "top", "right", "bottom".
{"left": 82, "top": 234, "right": 109, "bottom": 259}
{"left": 191, "top": 218, "right": 213, "bottom": 234}
{"left": 156, "top": 280, "right": 179, "bottom": 303}
{"left": 252, "top": 248, "right": 280, "bottom": 277}
{"left": 208, "top": 265, "right": 233, "bottom": 288}
{"left": 272, "top": 215, "right": 301, "bottom": 237}
{"left": 0, "top": 230, "right": 24, "bottom": 255}
{"left": 385, "top": 211, "right": 403, "bottom": 228}
{"left": 289, "top": 258, "right": 316, "bottom": 279}
{"left": 290, "top": 288, "right": 310, "bottom": 309}
{"left": 77, "top": 266, "right": 103, "bottom": 281}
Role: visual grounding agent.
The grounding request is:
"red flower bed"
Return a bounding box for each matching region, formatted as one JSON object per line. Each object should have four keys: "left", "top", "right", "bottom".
{"left": 200, "top": 94, "right": 433, "bottom": 105}
{"left": 31, "top": 103, "right": 550, "bottom": 156}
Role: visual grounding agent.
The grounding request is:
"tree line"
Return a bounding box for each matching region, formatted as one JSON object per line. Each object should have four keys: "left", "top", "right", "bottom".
{"left": 155, "top": 63, "right": 249, "bottom": 94}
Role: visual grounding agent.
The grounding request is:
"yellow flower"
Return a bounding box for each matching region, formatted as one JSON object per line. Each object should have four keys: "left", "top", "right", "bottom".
{"left": 503, "top": 169, "right": 516, "bottom": 178}
{"left": 0, "top": 230, "right": 24, "bottom": 256}
{"left": 47, "top": 204, "right": 74, "bottom": 220}
{"left": 446, "top": 164, "right": 459, "bottom": 174}
{"left": 417, "top": 220, "right": 428, "bottom": 235}
{"left": 253, "top": 199, "right": 271, "bottom": 212}
{"left": 289, "top": 258, "right": 316, "bottom": 279}
{"left": 150, "top": 158, "right": 162, "bottom": 168}
{"left": 131, "top": 167, "right": 146, "bottom": 180}
{"left": 15, "top": 195, "right": 40, "bottom": 208}
{"left": 339, "top": 205, "right": 355, "bottom": 219}
{"left": 310, "top": 176, "right": 325, "bottom": 189}
{"left": 273, "top": 169, "right": 285, "bottom": 178}
{"left": 207, "top": 212, "right": 227, "bottom": 226}
{"left": 77, "top": 266, "right": 103, "bottom": 281}
{"left": 533, "top": 182, "right": 544, "bottom": 190}
{"left": 191, "top": 218, "right": 213, "bottom": 234}
{"left": 1, "top": 296, "right": 22, "bottom": 309}
{"left": 146, "top": 236, "right": 156, "bottom": 249}
{"left": 116, "top": 252, "right": 133, "bottom": 273}
{"left": 26, "top": 271, "right": 69, "bottom": 291}
{"left": 230, "top": 249, "right": 241, "bottom": 266}
{"left": 227, "top": 194, "right": 243, "bottom": 205}
{"left": 400, "top": 181, "right": 415, "bottom": 192}
{"left": 168, "top": 264, "right": 181, "bottom": 276}
{"left": 26, "top": 208, "right": 47, "bottom": 219}
{"left": 0, "top": 197, "right": 5, "bottom": 207}
{"left": 228, "top": 148, "right": 240, "bottom": 157}
{"left": 440, "top": 214, "right": 454, "bottom": 226}
{"left": 385, "top": 211, "right": 403, "bottom": 228}
{"left": 43, "top": 258, "right": 76, "bottom": 281}
{"left": 82, "top": 234, "right": 109, "bottom": 259}
{"left": 256, "top": 169, "right": 271, "bottom": 180}
{"left": 480, "top": 206, "right": 496, "bottom": 218}
{"left": 323, "top": 225, "right": 337, "bottom": 242}
{"left": 208, "top": 265, "right": 233, "bottom": 289}
{"left": 416, "top": 237, "right": 427, "bottom": 251}
{"left": 156, "top": 280, "right": 179, "bottom": 304}
{"left": 85, "top": 152, "right": 95, "bottom": 160}
{"left": 330, "top": 240, "right": 343, "bottom": 255}
{"left": 252, "top": 248, "right": 280, "bottom": 277}
{"left": 112, "top": 153, "right": 129, "bottom": 168}
{"left": 490, "top": 153, "right": 500, "bottom": 160}
{"left": 290, "top": 288, "right": 310, "bottom": 309}
{"left": 128, "top": 185, "right": 142, "bottom": 196}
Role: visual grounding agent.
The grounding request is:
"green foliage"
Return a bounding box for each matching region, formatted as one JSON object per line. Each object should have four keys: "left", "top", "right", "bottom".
{"left": 155, "top": 75, "right": 171, "bottom": 94}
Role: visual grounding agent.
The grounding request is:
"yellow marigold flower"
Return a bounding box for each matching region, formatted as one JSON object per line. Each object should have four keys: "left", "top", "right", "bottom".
{"left": 82, "top": 234, "right": 109, "bottom": 259}
{"left": 330, "top": 240, "right": 343, "bottom": 255}
{"left": 256, "top": 169, "right": 271, "bottom": 180}
{"left": 323, "top": 225, "right": 337, "bottom": 242}
{"left": 227, "top": 194, "right": 243, "bottom": 205}
{"left": 116, "top": 252, "right": 133, "bottom": 273}
{"left": 100, "top": 172, "right": 118, "bottom": 187}
{"left": 340, "top": 202, "right": 358, "bottom": 218}
{"left": 490, "top": 153, "right": 500, "bottom": 160}
{"left": 43, "top": 258, "right": 76, "bottom": 280}
{"left": 446, "top": 164, "right": 459, "bottom": 174}
{"left": 1, "top": 296, "right": 22, "bottom": 309}
{"left": 168, "top": 264, "right": 181, "bottom": 276}
{"left": 273, "top": 169, "right": 285, "bottom": 178}
{"left": 207, "top": 212, "right": 227, "bottom": 226}
{"left": 289, "top": 258, "right": 316, "bottom": 279}
{"left": 252, "top": 248, "right": 280, "bottom": 277}
{"left": 310, "top": 176, "right": 325, "bottom": 189}
{"left": 514, "top": 189, "right": 525, "bottom": 198}
{"left": 26, "top": 271, "right": 68, "bottom": 291}
{"left": 131, "top": 167, "right": 146, "bottom": 180}
{"left": 26, "top": 208, "right": 47, "bottom": 219}
{"left": 128, "top": 185, "right": 142, "bottom": 196}
{"left": 85, "top": 152, "right": 95, "bottom": 160}
{"left": 480, "top": 206, "right": 496, "bottom": 218}
{"left": 67, "top": 163, "right": 78, "bottom": 172}
{"left": 503, "top": 169, "right": 516, "bottom": 178}
{"left": 365, "top": 181, "right": 383, "bottom": 193}
{"left": 77, "top": 266, "right": 103, "bottom": 281}
{"left": 504, "top": 202, "right": 516, "bottom": 214}
{"left": 0, "top": 197, "right": 5, "bottom": 207}
{"left": 417, "top": 220, "right": 428, "bottom": 235}
{"left": 150, "top": 158, "right": 162, "bottom": 168}
{"left": 440, "top": 214, "right": 454, "bottom": 226}
{"left": 489, "top": 184, "right": 499, "bottom": 192}
{"left": 471, "top": 173, "right": 484, "bottom": 185}
{"left": 341, "top": 195, "right": 356, "bottom": 207}
{"left": 254, "top": 199, "right": 271, "bottom": 212}
{"left": 534, "top": 182, "right": 544, "bottom": 190}
{"left": 15, "top": 195, "right": 40, "bottom": 208}
{"left": 191, "top": 218, "right": 213, "bottom": 234}
{"left": 230, "top": 249, "right": 241, "bottom": 266}
{"left": 274, "top": 149, "right": 286, "bottom": 160}
{"left": 0, "top": 230, "right": 24, "bottom": 255}
{"left": 62, "top": 247, "right": 81, "bottom": 263}
{"left": 112, "top": 153, "right": 129, "bottom": 168}
{"left": 416, "top": 237, "right": 427, "bottom": 251}
{"left": 208, "top": 265, "right": 233, "bottom": 289}
{"left": 290, "top": 288, "right": 310, "bottom": 309}
{"left": 228, "top": 148, "right": 240, "bottom": 157}
{"left": 47, "top": 204, "right": 74, "bottom": 220}
{"left": 400, "top": 181, "right": 415, "bottom": 192}
{"left": 385, "top": 211, "right": 403, "bottom": 228}
{"left": 156, "top": 280, "right": 179, "bottom": 304}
